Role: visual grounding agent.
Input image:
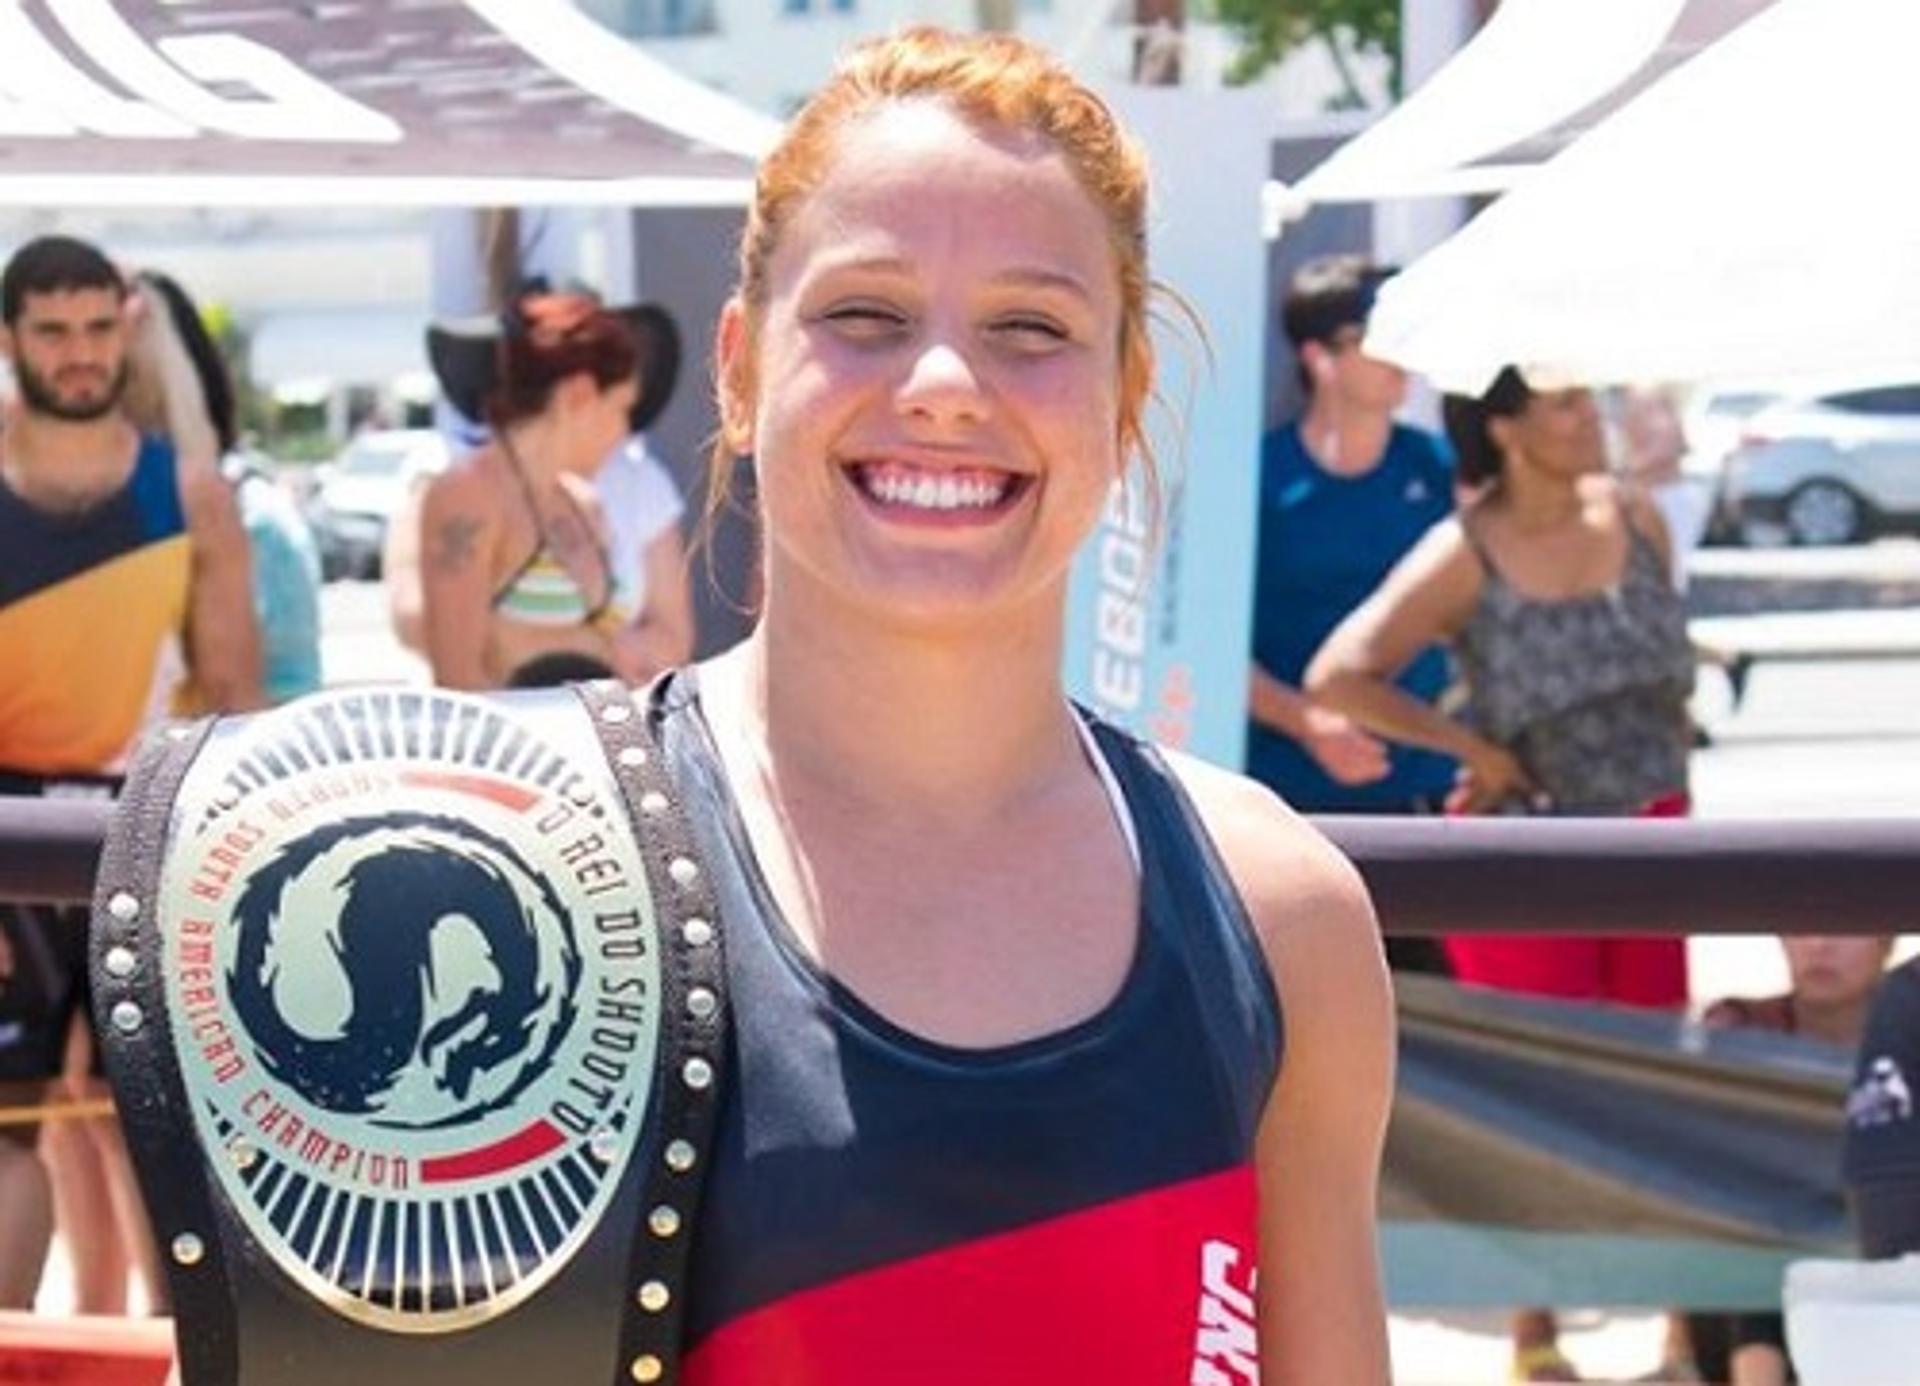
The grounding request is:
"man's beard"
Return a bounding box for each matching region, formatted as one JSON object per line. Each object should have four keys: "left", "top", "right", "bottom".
{"left": 14, "top": 356, "right": 128, "bottom": 422}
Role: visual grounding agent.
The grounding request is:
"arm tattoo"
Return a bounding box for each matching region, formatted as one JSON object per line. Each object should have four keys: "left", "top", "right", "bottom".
{"left": 430, "top": 515, "right": 484, "bottom": 574}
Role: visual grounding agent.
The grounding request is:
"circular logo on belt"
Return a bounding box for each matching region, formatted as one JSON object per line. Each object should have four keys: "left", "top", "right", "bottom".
{"left": 156, "top": 689, "right": 660, "bottom": 1332}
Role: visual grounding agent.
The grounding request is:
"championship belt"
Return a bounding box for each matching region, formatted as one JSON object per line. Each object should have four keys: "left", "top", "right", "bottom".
{"left": 89, "top": 682, "right": 726, "bottom": 1386}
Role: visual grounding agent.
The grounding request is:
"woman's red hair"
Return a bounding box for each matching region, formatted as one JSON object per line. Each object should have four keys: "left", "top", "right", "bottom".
{"left": 487, "top": 292, "right": 638, "bottom": 429}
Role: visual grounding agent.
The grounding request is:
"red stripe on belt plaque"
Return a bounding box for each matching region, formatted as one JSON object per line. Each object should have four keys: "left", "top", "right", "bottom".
{"left": 421, "top": 1119, "right": 566, "bottom": 1183}
{"left": 398, "top": 770, "right": 540, "bottom": 812}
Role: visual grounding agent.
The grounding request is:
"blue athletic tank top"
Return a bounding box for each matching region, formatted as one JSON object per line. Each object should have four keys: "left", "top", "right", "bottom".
{"left": 651, "top": 672, "right": 1283, "bottom": 1386}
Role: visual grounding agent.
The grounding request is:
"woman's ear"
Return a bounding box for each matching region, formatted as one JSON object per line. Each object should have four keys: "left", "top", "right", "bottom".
{"left": 1485, "top": 412, "right": 1518, "bottom": 462}
{"left": 1298, "top": 339, "right": 1332, "bottom": 391}
{"left": 714, "top": 298, "right": 755, "bottom": 456}
{"left": 550, "top": 371, "right": 598, "bottom": 415}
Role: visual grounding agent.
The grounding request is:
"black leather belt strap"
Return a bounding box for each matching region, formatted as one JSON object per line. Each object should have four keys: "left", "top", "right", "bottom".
{"left": 576, "top": 678, "right": 729, "bottom": 1385}
{"left": 92, "top": 717, "right": 238, "bottom": 1383}
{"left": 91, "top": 684, "right": 727, "bottom": 1386}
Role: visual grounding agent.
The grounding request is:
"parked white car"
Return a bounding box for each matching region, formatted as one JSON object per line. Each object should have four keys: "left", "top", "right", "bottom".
{"left": 1680, "top": 388, "right": 1778, "bottom": 543}
{"left": 307, "top": 429, "right": 448, "bottom": 579}
{"left": 1724, "top": 384, "right": 1920, "bottom": 546}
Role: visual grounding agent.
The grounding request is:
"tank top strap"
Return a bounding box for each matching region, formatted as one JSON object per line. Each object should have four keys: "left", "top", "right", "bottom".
{"left": 1078, "top": 713, "right": 1284, "bottom": 1111}
{"left": 1620, "top": 508, "right": 1669, "bottom": 583}
{"left": 1069, "top": 707, "right": 1140, "bottom": 875}
{"left": 129, "top": 434, "right": 186, "bottom": 541}
{"left": 1455, "top": 512, "right": 1504, "bottom": 588}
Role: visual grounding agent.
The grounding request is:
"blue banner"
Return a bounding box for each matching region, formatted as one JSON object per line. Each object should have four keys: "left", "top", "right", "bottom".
{"left": 1063, "top": 91, "right": 1274, "bottom": 769}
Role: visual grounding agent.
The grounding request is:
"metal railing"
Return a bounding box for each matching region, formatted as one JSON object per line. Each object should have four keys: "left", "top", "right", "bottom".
{"left": 4, "top": 796, "right": 1914, "bottom": 934}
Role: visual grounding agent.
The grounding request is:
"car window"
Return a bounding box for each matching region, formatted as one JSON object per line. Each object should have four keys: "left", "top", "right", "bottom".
{"left": 1822, "top": 386, "right": 1920, "bottom": 416}
{"left": 1703, "top": 391, "right": 1776, "bottom": 418}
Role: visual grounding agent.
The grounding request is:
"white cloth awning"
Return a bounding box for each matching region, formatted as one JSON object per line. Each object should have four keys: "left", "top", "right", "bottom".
{"left": 1364, "top": 0, "right": 1920, "bottom": 393}
{"left": 1271, "top": 0, "right": 1775, "bottom": 219}
{"left": 0, "top": 0, "right": 778, "bottom": 207}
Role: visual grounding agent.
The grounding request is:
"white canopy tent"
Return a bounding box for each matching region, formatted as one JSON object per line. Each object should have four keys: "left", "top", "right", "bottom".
{"left": 0, "top": 0, "right": 778, "bottom": 207}
{"left": 1265, "top": 0, "right": 1775, "bottom": 230}
{"left": 1363, "top": 0, "right": 1920, "bottom": 393}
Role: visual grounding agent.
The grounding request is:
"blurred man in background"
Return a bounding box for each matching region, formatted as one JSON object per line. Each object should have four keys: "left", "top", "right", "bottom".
{"left": 0, "top": 234, "right": 260, "bottom": 1313}
{"left": 1246, "top": 254, "right": 1456, "bottom": 974}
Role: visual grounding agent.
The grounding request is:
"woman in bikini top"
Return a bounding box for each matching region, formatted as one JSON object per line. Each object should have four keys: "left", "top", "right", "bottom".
{"left": 416, "top": 293, "right": 645, "bottom": 689}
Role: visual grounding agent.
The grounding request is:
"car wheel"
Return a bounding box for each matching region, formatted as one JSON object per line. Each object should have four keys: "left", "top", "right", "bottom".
{"left": 1737, "top": 514, "right": 1790, "bottom": 548}
{"left": 1783, "top": 479, "right": 1866, "bottom": 546}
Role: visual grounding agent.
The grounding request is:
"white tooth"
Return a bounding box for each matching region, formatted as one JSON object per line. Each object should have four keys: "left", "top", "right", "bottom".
{"left": 864, "top": 467, "right": 1010, "bottom": 510}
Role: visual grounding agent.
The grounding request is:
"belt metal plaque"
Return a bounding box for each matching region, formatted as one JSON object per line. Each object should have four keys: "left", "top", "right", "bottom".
{"left": 92, "top": 683, "right": 724, "bottom": 1386}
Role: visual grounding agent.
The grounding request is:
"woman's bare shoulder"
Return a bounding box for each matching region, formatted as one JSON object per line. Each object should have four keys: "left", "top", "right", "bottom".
{"left": 422, "top": 447, "right": 503, "bottom": 516}
{"left": 436, "top": 443, "right": 501, "bottom": 488}
{"left": 1160, "top": 749, "right": 1379, "bottom": 972}
{"left": 1577, "top": 470, "right": 1645, "bottom": 521}
{"left": 1585, "top": 471, "right": 1672, "bottom": 556}
{"left": 1395, "top": 511, "right": 1482, "bottom": 586}
{"left": 559, "top": 468, "right": 610, "bottom": 519}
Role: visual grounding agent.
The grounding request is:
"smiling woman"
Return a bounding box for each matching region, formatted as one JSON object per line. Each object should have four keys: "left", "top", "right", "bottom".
{"left": 653, "top": 28, "right": 1394, "bottom": 1386}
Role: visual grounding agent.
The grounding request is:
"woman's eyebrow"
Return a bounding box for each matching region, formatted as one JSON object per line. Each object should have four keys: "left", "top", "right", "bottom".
{"left": 810, "top": 254, "right": 913, "bottom": 280}
{"left": 807, "top": 257, "right": 1091, "bottom": 300}
{"left": 988, "top": 267, "right": 1093, "bottom": 302}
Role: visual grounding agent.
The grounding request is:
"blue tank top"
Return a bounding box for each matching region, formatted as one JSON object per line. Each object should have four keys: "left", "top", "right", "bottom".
{"left": 651, "top": 673, "right": 1283, "bottom": 1386}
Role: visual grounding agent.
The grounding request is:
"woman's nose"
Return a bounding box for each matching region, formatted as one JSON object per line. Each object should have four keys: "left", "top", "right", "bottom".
{"left": 895, "top": 340, "right": 990, "bottom": 429}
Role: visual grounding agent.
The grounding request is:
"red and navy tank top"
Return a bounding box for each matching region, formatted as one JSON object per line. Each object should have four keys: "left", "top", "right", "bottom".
{"left": 653, "top": 673, "right": 1283, "bottom": 1385}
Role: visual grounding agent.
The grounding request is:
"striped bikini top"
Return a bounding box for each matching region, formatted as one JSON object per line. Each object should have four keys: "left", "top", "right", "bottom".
{"left": 489, "top": 439, "right": 627, "bottom": 631}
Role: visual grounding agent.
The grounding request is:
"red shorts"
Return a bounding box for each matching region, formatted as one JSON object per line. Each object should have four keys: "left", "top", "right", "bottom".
{"left": 1443, "top": 792, "right": 1690, "bottom": 1010}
